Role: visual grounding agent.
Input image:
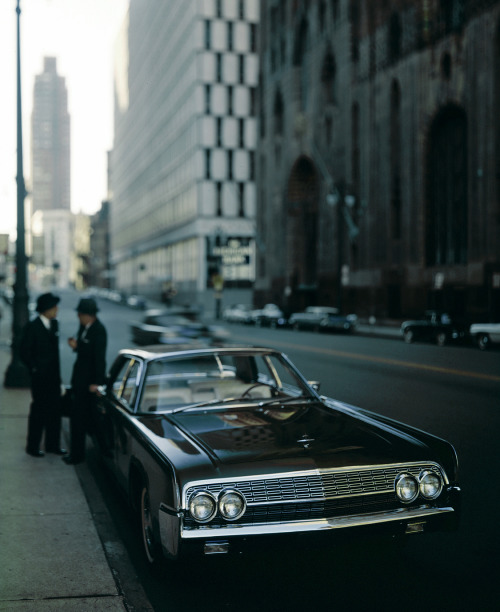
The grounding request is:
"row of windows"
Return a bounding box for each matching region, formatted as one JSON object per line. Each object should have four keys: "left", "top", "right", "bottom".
{"left": 204, "top": 149, "right": 255, "bottom": 182}
{"left": 205, "top": 20, "right": 257, "bottom": 53}
{"left": 204, "top": 84, "right": 257, "bottom": 116}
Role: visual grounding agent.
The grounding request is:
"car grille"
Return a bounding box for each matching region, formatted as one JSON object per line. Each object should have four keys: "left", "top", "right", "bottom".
{"left": 183, "top": 463, "right": 445, "bottom": 530}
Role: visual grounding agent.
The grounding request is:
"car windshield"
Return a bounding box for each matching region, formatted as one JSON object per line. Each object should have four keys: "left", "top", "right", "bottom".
{"left": 138, "top": 351, "right": 315, "bottom": 413}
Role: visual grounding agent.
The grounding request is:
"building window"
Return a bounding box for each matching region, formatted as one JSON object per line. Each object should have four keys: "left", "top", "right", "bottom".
{"left": 249, "top": 87, "right": 257, "bottom": 116}
{"left": 274, "top": 89, "right": 284, "bottom": 135}
{"left": 250, "top": 24, "right": 257, "bottom": 53}
{"left": 227, "top": 85, "right": 233, "bottom": 115}
{"left": 390, "top": 82, "right": 402, "bottom": 240}
{"left": 321, "top": 48, "right": 336, "bottom": 104}
{"left": 227, "top": 150, "right": 233, "bottom": 180}
{"left": 216, "top": 0, "right": 222, "bottom": 19}
{"left": 227, "top": 22, "right": 233, "bottom": 51}
{"left": 350, "top": 0, "right": 360, "bottom": 62}
{"left": 249, "top": 151, "right": 255, "bottom": 181}
{"left": 216, "top": 117, "right": 223, "bottom": 147}
{"left": 238, "top": 183, "right": 245, "bottom": 217}
{"left": 216, "top": 182, "right": 222, "bottom": 216}
{"left": 205, "top": 149, "right": 211, "bottom": 179}
{"left": 216, "top": 54, "right": 223, "bottom": 82}
{"left": 388, "top": 12, "right": 402, "bottom": 65}
{"left": 205, "top": 84, "right": 211, "bottom": 114}
{"left": 238, "top": 118, "right": 245, "bottom": 148}
{"left": 425, "top": 105, "right": 468, "bottom": 266}
{"left": 238, "top": 55, "right": 245, "bottom": 84}
{"left": 238, "top": 0, "right": 244, "bottom": 20}
{"left": 205, "top": 20, "right": 211, "bottom": 50}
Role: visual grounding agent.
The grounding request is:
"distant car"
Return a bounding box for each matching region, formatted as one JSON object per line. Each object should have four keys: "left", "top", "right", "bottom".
{"left": 469, "top": 322, "right": 500, "bottom": 350}
{"left": 130, "top": 307, "right": 230, "bottom": 346}
{"left": 400, "top": 311, "right": 467, "bottom": 346}
{"left": 91, "top": 344, "right": 461, "bottom": 566}
{"left": 222, "top": 304, "right": 253, "bottom": 324}
{"left": 251, "top": 303, "right": 287, "bottom": 327}
{"left": 289, "top": 306, "right": 358, "bottom": 333}
{"left": 126, "top": 294, "right": 148, "bottom": 310}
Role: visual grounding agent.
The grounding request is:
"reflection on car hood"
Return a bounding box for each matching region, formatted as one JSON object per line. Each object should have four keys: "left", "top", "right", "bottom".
{"left": 146, "top": 401, "right": 431, "bottom": 471}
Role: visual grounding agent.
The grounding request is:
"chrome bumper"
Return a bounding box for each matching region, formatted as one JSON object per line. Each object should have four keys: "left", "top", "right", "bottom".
{"left": 180, "top": 505, "right": 455, "bottom": 540}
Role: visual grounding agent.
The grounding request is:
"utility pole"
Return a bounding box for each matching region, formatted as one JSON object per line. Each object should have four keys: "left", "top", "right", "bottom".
{"left": 5, "top": 0, "right": 30, "bottom": 388}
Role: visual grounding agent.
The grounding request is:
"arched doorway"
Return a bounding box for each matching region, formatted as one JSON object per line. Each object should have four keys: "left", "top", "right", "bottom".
{"left": 286, "top": 156, "right": 320, "bottom": 311}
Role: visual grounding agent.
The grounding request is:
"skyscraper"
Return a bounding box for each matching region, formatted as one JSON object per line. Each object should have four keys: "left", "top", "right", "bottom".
{"left": 30, "top": 57, "right": 72, "bottom": 288}
{"left": 31, "top": 57, "right": 71, "bottom": 213}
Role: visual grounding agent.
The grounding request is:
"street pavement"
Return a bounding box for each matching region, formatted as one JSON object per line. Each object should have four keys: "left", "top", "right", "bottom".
{"left": 0, "top": 312, "right": 129, "bottom": 611}
{"left": 0, "top": 295, "right": 400, "bottom": 612}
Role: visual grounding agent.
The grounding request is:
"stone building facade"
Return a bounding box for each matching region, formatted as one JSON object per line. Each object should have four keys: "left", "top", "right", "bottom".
{"left": 257, "top": 0, "right": 500, "bottom": 321}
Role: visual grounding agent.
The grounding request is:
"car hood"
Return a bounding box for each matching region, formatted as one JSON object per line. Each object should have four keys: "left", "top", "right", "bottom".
{"left": 151, "top": 401, "right": 433, "bottom": 474}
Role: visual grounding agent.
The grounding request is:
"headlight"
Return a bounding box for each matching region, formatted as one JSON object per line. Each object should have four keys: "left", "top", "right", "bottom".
{"left": 419, "top": 470, "right": 443, "bottom": 500}
{"left": 395, "top": 473, "right": 419, "bottom": 504}
{"left": 189, "top": 491, "right": 217, "bottom": 523}
{"left": 218, "top": 490, "right": 246, "bottom": 521}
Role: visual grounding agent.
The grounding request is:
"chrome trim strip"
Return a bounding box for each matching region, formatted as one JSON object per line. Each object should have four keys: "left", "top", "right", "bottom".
{"left": 182, "top": 461, "right": 449, "bottom": 507}
{"left": 180, "top": 506, "right": 455, "bottom": 539}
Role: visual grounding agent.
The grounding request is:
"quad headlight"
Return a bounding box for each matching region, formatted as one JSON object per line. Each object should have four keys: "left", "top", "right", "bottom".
{"left": 395, "top": 470, "right": 444, "bottom": 504}
{"left": 395, "top": 473, "right": 419, "bottom": 504}
{"left": 189, "top": 491, "right": 217, "bottom": 523}
{"left": 218, "top": 490, "right": 246, "bottom": 521}
{"left": 188, "top": 489, "right": 247, "bottom": 523}
{"left": 419, "top": 470, "right": 443, "bottom": 500}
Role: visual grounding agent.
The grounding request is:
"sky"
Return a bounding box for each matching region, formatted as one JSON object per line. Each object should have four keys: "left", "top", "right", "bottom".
{"left": 0, "top": 0, "right": 128, "bottom": 237}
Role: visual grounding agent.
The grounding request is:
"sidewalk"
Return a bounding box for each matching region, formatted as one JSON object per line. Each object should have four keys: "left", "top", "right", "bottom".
{"left": 0, "top": 340, "right": 127, "bottom": 610}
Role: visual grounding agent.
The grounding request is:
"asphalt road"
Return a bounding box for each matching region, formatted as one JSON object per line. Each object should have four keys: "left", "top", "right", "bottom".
{"left": 56, "top": 293, "right": 500, "bottom": 612}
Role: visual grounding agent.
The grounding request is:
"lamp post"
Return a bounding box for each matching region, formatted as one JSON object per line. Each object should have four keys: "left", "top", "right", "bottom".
{"left": 4, "top": 0, "right": 30, "bottom": 388}
{"left": 327, "top": 184, "right": 357, "bottom": 314}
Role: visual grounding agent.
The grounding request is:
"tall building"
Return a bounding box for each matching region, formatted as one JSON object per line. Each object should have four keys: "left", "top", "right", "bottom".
{"left": 111, "top": 0, "right": 259, "bottom": 309}
{"left": 257, "top": 0, "right": 500, "bottom": 321}
{"left": 31, "top": 57, "right": 71, "bottom": 213}
{"left": 29, "top": 57, "right": 72, "bottom": 288}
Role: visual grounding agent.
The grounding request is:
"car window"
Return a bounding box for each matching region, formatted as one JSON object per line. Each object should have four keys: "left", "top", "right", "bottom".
{"left": 111, "top": 358, "right": 141, "bottom": 410}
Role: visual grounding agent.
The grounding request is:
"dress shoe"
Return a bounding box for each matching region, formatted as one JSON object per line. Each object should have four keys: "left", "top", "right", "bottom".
{"left": 26, "top": 449, "right": 45, "bottom": 458}
{"left": 47, "top": 448, "right": 68, "bottom": 455}
{"left": 62, "top": 455, "right": 82, "bottom": 465}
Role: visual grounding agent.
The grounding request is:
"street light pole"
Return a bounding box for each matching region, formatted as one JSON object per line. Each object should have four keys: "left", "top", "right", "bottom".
{"left": 4, "top": 0, "right": 30, "bottom": 388}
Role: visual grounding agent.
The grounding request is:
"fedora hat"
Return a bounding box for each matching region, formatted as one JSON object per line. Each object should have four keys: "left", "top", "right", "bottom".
{"left": 36, "top": 292, "right": 60, "bottom": 313}
{"left": 76, "top": 297, "right": 99, "bottom": 315}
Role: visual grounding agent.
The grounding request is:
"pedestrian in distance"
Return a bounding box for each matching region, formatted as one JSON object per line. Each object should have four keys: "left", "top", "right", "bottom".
{"left": 20, "top": 292, "right": 66, "bottom": 457}
{"left": 63, "top": 297, "right": 107, "bottom": 465}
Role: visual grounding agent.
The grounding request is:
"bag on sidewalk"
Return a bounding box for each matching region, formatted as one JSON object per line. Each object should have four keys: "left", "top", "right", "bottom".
{"left": 60, "top": 387, "right": 73, "bottom": 417}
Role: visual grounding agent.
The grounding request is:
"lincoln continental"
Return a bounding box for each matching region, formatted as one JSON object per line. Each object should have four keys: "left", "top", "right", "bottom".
{"left": 92, "top": 346, "right": 461, "bottom": 566}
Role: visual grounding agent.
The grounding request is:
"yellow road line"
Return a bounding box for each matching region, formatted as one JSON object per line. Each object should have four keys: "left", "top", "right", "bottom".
{"left": 233, "top": 334, "right": 500, "bottom": 383}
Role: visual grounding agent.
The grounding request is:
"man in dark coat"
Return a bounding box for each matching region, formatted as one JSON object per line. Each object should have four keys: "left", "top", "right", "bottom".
{"left": 63, "top": 297, "right": 107, "bottom": 465}
{"left": 20, "top": 292, "right": 65, "bottom": 457}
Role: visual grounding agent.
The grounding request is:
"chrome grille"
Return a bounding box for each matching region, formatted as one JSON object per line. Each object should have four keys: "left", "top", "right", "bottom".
{"left": 184, "top": 463, "right": 443, "bottom": 506}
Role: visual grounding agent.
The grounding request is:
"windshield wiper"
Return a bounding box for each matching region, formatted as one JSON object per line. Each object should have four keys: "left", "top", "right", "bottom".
{"left": 171, "top": 396, "right": 250, "bottom": 414}
{"left": 256, "top": 395, "right": 317, "bottom": 408}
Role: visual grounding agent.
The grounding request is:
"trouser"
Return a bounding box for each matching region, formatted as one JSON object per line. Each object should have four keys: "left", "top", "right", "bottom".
{"left": 27, "top": 382, "right": 62, "bottom": 452}
{"left": 69, "top": 391, "right": 95, "bottom": 462}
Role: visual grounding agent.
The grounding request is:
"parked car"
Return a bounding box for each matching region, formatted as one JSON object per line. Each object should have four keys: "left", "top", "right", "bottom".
{"left": 222, "top": 304, "right": 253, "bottom": 324}
{"left": 251, "top": 303, "right": 287, "bottom": 327}
{"left": 400, "top": 311, "right": 467, "bottom": 346}
{"left": 469, "top": 322, "right": 500, "bottom": 350}
{"left": 91, "top": 345, "right": 461, "bottom": 566}
{"left": 130, "top": 307, "right": 230, "bottom": 346}
{"left": 289, "top": 306, "right": 358, "bottom": 333}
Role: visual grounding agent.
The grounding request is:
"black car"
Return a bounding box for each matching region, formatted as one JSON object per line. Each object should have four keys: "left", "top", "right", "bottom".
{"left": 130, "top": 307, "right": 230, "bottom": 346}
{"left": 400, "top": 311, "right": 467, "bottom": 346}
{"left": 92, "top": 345, "right": 461, "bottom": 566}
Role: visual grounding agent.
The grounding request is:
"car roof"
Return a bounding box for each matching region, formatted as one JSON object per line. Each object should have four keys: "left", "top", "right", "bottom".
{"left": 117, "top": 344, "right": 280, "bottom": 362}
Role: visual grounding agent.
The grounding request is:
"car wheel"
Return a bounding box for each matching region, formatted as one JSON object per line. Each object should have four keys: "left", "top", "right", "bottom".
{"left": 436, "top": 332, "right": 447, "bottom": 346}
{"left": 477, "top": 333, "right": 490, "bottom": 350}
{"left": 140, "top": 485, "right": 160, "bottom": 566}
{"left": 403, "top": 329, "right": 414, "bottom": 343}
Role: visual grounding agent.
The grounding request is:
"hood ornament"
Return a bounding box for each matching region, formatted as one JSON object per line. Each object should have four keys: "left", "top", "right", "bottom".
{"left": 297, "top": 433, "right": 315, "bottom": 449}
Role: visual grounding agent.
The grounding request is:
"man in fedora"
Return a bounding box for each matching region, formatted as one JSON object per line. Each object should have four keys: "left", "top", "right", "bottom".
{"left": 20, "top": 292, "right": 66, "bottom": 457}
{"left": 64, "top": 297, "right": 107, "bottom": 465}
